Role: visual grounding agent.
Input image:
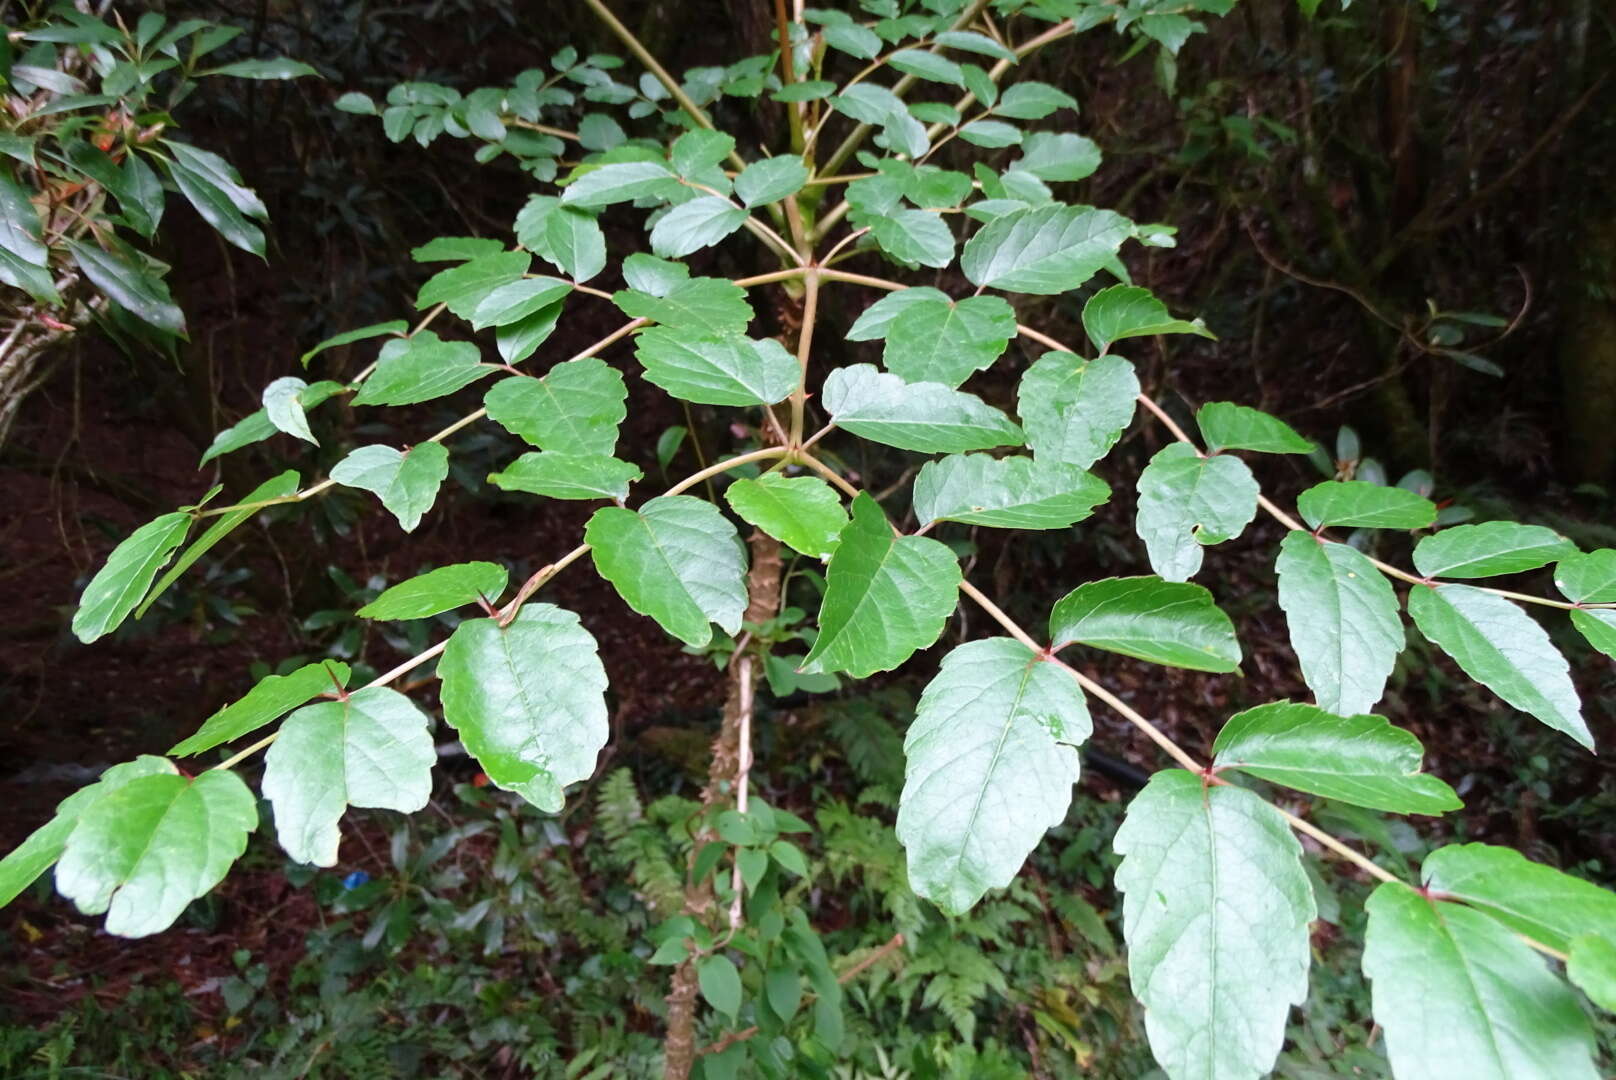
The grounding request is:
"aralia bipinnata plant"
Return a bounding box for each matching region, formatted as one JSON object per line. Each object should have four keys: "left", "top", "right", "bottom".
{"left": 4, "top": 1, "right": 1616, "bottom": 1077}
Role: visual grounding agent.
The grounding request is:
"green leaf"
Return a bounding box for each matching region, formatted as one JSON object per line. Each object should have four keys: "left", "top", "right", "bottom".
{"left": 1082, "top": 285, "right": 1212, "bottom": 353}
{"left": 72, "top": 511, "right": 191, "bottom": 644}
{"left": 649, "top": 195, "right": 748, "bottom": 258}
{"left": 1362, "top": 882, "right": 1598, "bottom": 1080}
{"left": 1407, "top": 584, "right": 1590, "bottom": 749}
{"left": 469, "top": 277, "right": 572, "bottom": 330}
{"left": 560, "top": 160, "right": 680, "bottom": 207}
{"left": 822, "top": 365, "right": 1023, "bottom": 454}
{"left": 613, "top": 277, "right": 754, "bottom": 335}
{"left": 585, "top": 496, "right": 747, "bottom": 647}
{"left": 1135, "top": 443, "right": 1259, "bottom": 581}
{"left": 1016, "top": 352, "right": 1139, "bottom": 469}
{"left": 1553, "top": 549, "right": 1616, "bottom": 603}
{"left": 489, "top": 452, "right": 642, "bottom": 501}
{"left": 993, "top": 81, "right": 1078, "bottom": 120}
{"left": 1413, "top": 523, "right": 1578, "bottom": 580}
{"left": 845, "top": 287, "right": 952, "bottom": 341}
{"left": 416, "top": 250, "right": 530, "bottom": 318}
{"left": 170, "top": 662, "right": 351, "bottom": 756}
{"left": 412, "top": 236, "right": 504, "bottom": 262}
{"left": 140, "top": 470, "right": 300, "bottom": 618}
{"left": 198, "top": 379, "right": 345, "bottom": 465}
{"left": 1114, "top": 770, "right": 1315, "bottom": 1080}
{"left": 801, "top": 493, "right": 961, "bottom": 677}
{"left": 961, "top": 204, "right": 1135, "bottom": 294}
{"left": 956, "top": 120, "right": 1023, "bottom": 148}
{"left": 1212, "top": 702, "right": 1461, "bottom": 814}
{"left": 1568, "top": 935, "right": 1616, "bottom": 1012}
{"left": 772, "top": 80, "right": 836, "bottom": 102}
{"left": 0, "top": 757, "right": 176, "bottom": 909}
{"left": 868, "top": 210, "right": 954, "bottom": 268}
{"left": 1569, "top": 608, "right": 1616, "bottom": 660}
{"left": 735, "top": 156, "right": 809, "bottom": 207}
{"left": 263, "top": 376, "right": 318, "bottom": 444}
{"left": 483, "top": 359, "right": 627, "bottom": 456}
{"left": 203, "top": 57, "right": 319, "bottom": 80}
{"left": 351, "top": 332, "right": 494, "bottom": 406}
{"left": 496, "top": 302, "right": 563, "bottom": 364}
{"left": 0, "top": 171, "right": 58, "bottom": 303}
{"left": 65, "top": 236, "right": 184, "bottom": 334}
{"left": 1296, "top": 480, "right": 1436, "bottom": 531}
{"left": 913, "top": 454, "right": 1109, "bottom": 530}
{"left": 440, "top": 605, "right": 608, "bottom": 812}
{"left": 725, "top": 474, "right": 848, "bottom": 559}
{"left": 881, "top": 295, "right": 1015, "bottom": 388}
{"left": 897, "top": 638, "right": 1086, "bottom": 915}
{"left": 935, "top": 29, "right": 1019, "bottom": 62}
{"left": 299, "top": 320, "right": 407, "bottom": 367}
{"left": 543, "top": 205, "right": 607, "bottom": 283}
{"left": 1196, "top": 402, "right": 1311, "bottom": 454}
{"left": 262, "top": 688, "right": 434, "bottom": 866}
{"left": 55, "top": 770, "right": 257, "bottom": 937}
{"left": 888, "top": 48, "right": 965, "bottom": 86}
{"left": 64, "top": 141, "right": 155, "bottom": 236}
{"left": 1049, "top": 575, "right": 1241, "bottom": 672}
{"left": 330, "top": 442, "right": 450, "bottom": 532}
{"left": 1014, "top": 132, "right": 1101, "bottom": 182}
{"left": 163, "top": 142, "right": 266, "bottom": 256}
{"left": 634, "top": 327, "right": 799, "bottom": 406}
{"left": 669, "top": 130, "right": 735, "bottom": 178}
{"left": 698, "top": 954, "right": 743, "bottom": 1021}
{"left": 822, "top": 22, "right": 882, "bottom": 60}
{"left": 357, "top": 562, "right": 509, "bottom": 620}
{"left": 1421, "top": 843, "right": 1616, "bottom": 955}
{"left": 1275, "top": 532, "right": 1404, "bottom": 715}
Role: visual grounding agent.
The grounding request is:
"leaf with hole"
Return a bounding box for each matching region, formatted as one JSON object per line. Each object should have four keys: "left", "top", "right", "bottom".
{"left": 440, "top": 605, "right": 608, "bottom": 811}
{"left": 898, "top": 638, "right": 1086, "bottom": 915}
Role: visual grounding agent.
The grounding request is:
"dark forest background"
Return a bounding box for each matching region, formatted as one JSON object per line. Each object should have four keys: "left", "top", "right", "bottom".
{"left": 2, "top": 1, "right": 1614, "bottom": 1076}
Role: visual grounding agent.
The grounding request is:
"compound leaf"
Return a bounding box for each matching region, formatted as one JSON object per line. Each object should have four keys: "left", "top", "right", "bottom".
{"left": 1196, "top": 402, "right": 1312, "bottom": 454}
{"left": 1421, "top": 843, "right": 1616, "bottom": 955}
{"left": 1082, "top": 285, "right": 1211, "bottom": 353}
{"left": 351, "top": 332, "right": 494, "bottom": 406}
{"left": 489, "top": 452, "right": 642, "bottom": 501}
{"left": 882, "top": 294, "right": 1015, "bottom": 388}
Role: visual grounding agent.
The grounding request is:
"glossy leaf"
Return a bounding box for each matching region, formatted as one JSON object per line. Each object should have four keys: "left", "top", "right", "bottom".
{"left": 725, "top": 474, "right": 847, "bottom": 559}
{"left": 1421, "top": 843, "right": 1616, "bottom": 954}
{"left": 801, "top": 493, "right": 961, "bottom": 677}
{"left": 1196, "top": 402, "right": 1312, "bottom": 454}
{"left": 263, "top": 688, "right": 435, "bottom": 866}
{"left": 912, "top": 454, "right": 1109, "bottom": 530}
{"left": 1553, "top": 549, "right": 1616, "bottom": 604}
{"left": 170, "top": 662, "right": 351, "bottom": 756}
{"left": 821, "top": 365, "right": 1023, "bottom": 453}
{"left": 0, "top": 171, "right": 56, "bottom": 302}
{"left": 1363, "top": 883, "right": 1598, "bottom": 1080}
{"left": 882, "top": 294, "right": 1015, "bottom": 388}
{"left": 72, "top": 511, "right": 191, "bottom": 644}
{"left": 1049, "top": 575, "right": 1241, "bottom": 672}
{"left": 416, "top": 250, "right": 530, "bottom": 318}
{"left": 585, "top": 496, "right": 747, "bottom": 647}
{"left": 845, "top": 287, "right": 951, "bottom": 341}
{"left": 1114, "top": 770, "right": 1315, "bottom": 1080}
{"left": 1081, "top": 284, "right": 1212, "bottom": 353}
{"left": 613, "top": 277, "right": 753, "bottom": 335}
{"left": 1213, "top": 702, "right": 1461, "bottom": 814}
{"left": 543, "top": 205, "right": 607, "bottom": 282}
{"left": 1412, "top": 523, "right": 1578, "bottom": 580}
{"left": 141, "top": 471, "right": 300, "bottom": 618}
{"left": 1407, "top": 584, "right": 1590, "bottom": 749}
{"left": 483, "top": 358, "right": 627, "bottom": 456}
{"left": 559, "top": 160, "right": 680, "bottom": 207}
{"left": 1135, "top": 444, "right": 1259, "bottom": 581}
{"left": 198, "top": 381, "right": 345, "bottom": 466}
{"left": 1296, "top": 481, "right": 1436, "bottom": 531}
{"left": 0, "top": 757, "right": 176, "bottom": 909}
{"left": 440, "top": 605, "right": 608, "bottom": 811}
{"left": 469, "top": 276, "right": 572, "bottom": 330}
{"left": 351, "top": 332, "right": 494, "bottom": 406}
{"left": 330, "top": 442, "right": 450, "bottom": 532}
{"left": 961, "top": 204, "right": 1135, "bottom": 295}
{"left": 634, "top": 327, "right": 798, "bottom": 406}
{"left": 897, "top": 638, "right": 1087, "bottom": 914}
{"left": 1017, "top": 352, "right": 1139, "bottom": 469}
{"left": 649, "top": 195, "right": 748, "bottom": 257}
{"left": 55, "top": 770, "right": 257, "bottom": 937}
{"left": 356, "top": 562, "right": 509, "bottom": 620}
{"left": 489, "top": 452, "right": 642, "bottom": 501}
{"left": 165, "top": 144, "right": 266, "bottom": 256}
{"left": 65, "top": 236, "right": 184, "bottom": 334}
{"left": 1275, "top": 531, "right": 1404, "bottom": 715}
{"left": 1569, "top": 608, "right": 1616, "bottom": 660}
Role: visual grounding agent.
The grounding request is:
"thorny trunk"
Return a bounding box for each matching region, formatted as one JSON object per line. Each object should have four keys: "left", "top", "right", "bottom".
{"left": 661, "top": 530, "right": 784, "bottom": 1079}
